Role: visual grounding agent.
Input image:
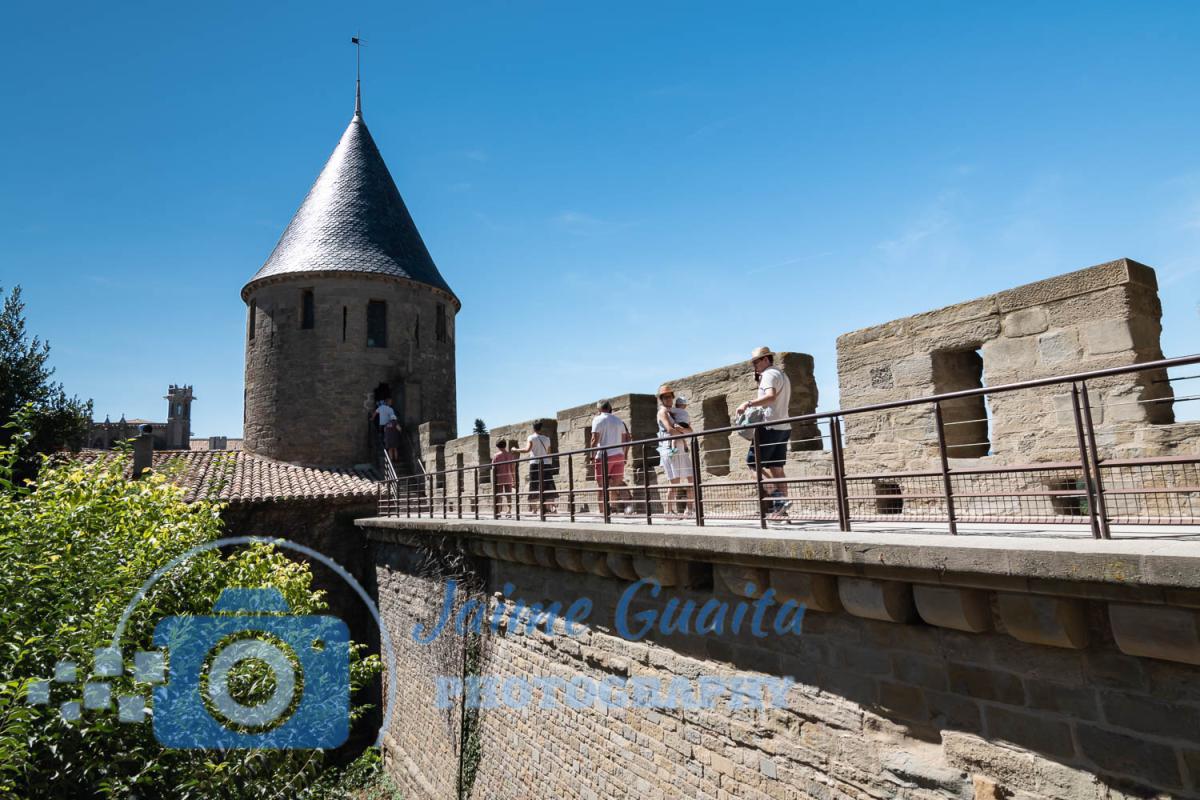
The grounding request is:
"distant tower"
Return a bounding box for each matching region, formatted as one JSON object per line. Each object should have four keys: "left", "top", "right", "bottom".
{"left": 164, "top": 385, "right": 194, "bottom": 450}
{"left": 241, "top": 82, "right": 460, "bottom": 467}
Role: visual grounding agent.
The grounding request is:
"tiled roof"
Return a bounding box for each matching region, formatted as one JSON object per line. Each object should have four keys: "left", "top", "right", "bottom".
{"left": 242, "top": 99, "right": 457, "bottom": 304}
{"left": 74, "top": 449, "right": 379, "bottom": 505}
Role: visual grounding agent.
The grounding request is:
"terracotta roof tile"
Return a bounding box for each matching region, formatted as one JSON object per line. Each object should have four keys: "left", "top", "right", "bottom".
{"left": 74, "top": 449, "right": 378, "bottom": 505}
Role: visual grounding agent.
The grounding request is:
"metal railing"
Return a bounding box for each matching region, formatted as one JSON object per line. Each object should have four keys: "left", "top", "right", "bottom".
{"left": 376, "top": 355, "right": 1200, "bottom": 539}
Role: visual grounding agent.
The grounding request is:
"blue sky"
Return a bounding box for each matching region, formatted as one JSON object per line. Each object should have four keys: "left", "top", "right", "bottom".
{"left": 3, "top": 1, "right": 1199, "bottom": 437}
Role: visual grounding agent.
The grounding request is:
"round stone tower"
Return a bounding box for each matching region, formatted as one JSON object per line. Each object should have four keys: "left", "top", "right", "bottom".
{"left": 242, "top": 85, "right": 459, "bottom": 467}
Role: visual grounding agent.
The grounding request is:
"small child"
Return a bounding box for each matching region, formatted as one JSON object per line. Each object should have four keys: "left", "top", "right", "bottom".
{"left": 491, "top": 440, "right": 517, "bottom": 516}
{"left": 671, "top": 394, "right": 692, "bottom": 430}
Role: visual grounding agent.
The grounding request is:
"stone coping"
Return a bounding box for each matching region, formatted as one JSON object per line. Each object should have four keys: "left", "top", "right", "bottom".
{"left": 356, "top": 516, "right": 1200, "bottom": 601}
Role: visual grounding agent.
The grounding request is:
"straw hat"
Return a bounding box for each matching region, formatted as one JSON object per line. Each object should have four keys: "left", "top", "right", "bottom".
{"left": 656, "top": 384, "right": 675, "bottom": 400}
{"left": 750, "top": 346, "right": 775, "bottom": 361}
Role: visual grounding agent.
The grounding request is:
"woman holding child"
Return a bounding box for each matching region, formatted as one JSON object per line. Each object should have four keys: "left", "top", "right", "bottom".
{"left": 656, "top": 384, "right": 695, "bottom": 518}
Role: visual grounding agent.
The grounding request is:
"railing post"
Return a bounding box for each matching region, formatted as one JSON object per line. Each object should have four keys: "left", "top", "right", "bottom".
{"left": 513, "top": 459, "right": 521, "bottom": 521}
{"left": 492, "top": 462, "right": 499, "bottom": 519}
{"left": 601, "top": 451, "right": 612, "bottom": 524}
{"left": 1070, "top": 383, "right": 1103, "bottom": 539}
{"left": 567, "top": 454, "right": 576, "bottom": 523}
{"left": 442, "top": 471, "right": 448, "bottom": 519}
{"left": 538, "top": 457, "right": 546, "bottom": 522}
{"left": 752, "top": 425, "right": 767, "bottom": 529}
{"left": 829, "top": 416, "right": 850, "bottom": 532}
{"left": 457, "top": 466, "right": 463, "bottom": 519}
{"left": 689, "top": 430, "right": 705, "bottom": 526}
{"left": 933, "top": 402, "right": 959, "bottom": 535}
{"left": 406, "top": 476, "right": 412, "bottom": 518}
{"left": 473, "top": 466, "right": 479, "bottom": 520}
{"left": 641, "top": 443, "right": 652, "bottom": 525}
{"left": 1079, "top": 382, "right": 1111, "bottom": 539}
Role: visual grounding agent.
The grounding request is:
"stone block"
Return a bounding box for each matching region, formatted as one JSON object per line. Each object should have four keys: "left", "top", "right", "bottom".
{"left": 1002, "top": 307, "right": 1049, "bottom": 337}
{"left": 947, "top": 663, "right": 1025, "bottom": 706}
{"left": 479, "top": 539, "right": 501, "bottom": 560}
{"left": 1082, "top": 318, "right": 1134, "bottom": 356}
{"left": 837, "top": 578, "right": 916, "bottom": 623}
{"left": 532, "top": 545, "right": 558, "bottom": 569}
{"left": 554, "top": 547, "right": 585, "bottom": 573}
{"left": 581, "top": 550, "right": 615, "bottom": 578}
{"left": 979, "top": 337, "right": 1036, "bottom": 373}
{"left": 495, "top": 541, "right": 517, "bottom": 562}
{"left": 512, "top": 542, "right": 539, "bottom": 566}
{"left": 605, "top": 552, "right": 639, "bottom": 581}
{"left": 632, "top": 556, "right": 682, "bottom": 587}
{"left": 715, "top": 564, "right": 768, "bottom": 598}
{"left": 985, "top": 706, "right": 1075, "bottom": 760}
{"left": 913, "top": 585, "right": 992, "bottom": 633}
{"left": 1109, "top": 603, "right": 1200, "bottom": 665}
{"left": 891, "top": 354, "right": 934, "bottom": 388}
{"left": 1075, "top": 723, "right": 1183, "bottom": 791}
{"left": 768, "top": 570, "right": 841, "bottom": 613}
{"left": 1036, "top": 330, "right": 1082, "bottom": 367}
{"left": 995, "top": 593, "right": 1088, "bottom": 649}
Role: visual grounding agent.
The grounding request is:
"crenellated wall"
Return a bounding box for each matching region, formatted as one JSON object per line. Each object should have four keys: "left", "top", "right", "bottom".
{"left": 363, "top": 517, "right": 1200, "bottom": 800}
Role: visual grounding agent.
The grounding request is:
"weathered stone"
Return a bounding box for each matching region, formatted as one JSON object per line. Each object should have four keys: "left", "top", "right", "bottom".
{"left": 1001, "top": 307, "right": 1049, "bottom": 337}
{"left": 716, "top": 564, "right": 769, "bottom": 598}
{"left": 604, "top": 552, "right": 638, "bottom": 581}
{"left": 1109, "top": 603, "right": 1200, "bottom": 665}
{"left": 838, "top": 578, "right": 916, "bottom": 623}
{"left": 580, "top": 550, "right": 614, "bottom": 577}
{"left": 913, "top": 586, "right": 992, "bottom": 633}
{"left": 554, "top": 547, "right": 585, "bottom": 572}
{"left": 769, "top": 570, "right": 841, "bottom": 613}
{"left": 995, "top": 593, "right": 1088, "bottom": 649}
{"left": 1082, "top": 318, "right": 1134, "bottom": 356}
{"left": 1036, "top": 330, "right": 1082, "bottom": 366}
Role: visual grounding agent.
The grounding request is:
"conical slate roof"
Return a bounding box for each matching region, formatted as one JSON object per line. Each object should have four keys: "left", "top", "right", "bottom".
{"left": 243, "top": 92, "right": 457, "bottom": 304}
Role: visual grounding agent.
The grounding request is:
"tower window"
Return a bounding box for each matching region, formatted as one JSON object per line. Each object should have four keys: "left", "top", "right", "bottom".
{"left": 248, "top": 300, "right": 256, "bottom": 341}
{"left": 366, "top": 301, "right": 387, "bottom": 347}
{"left": 414, "top": 315, "right": 420, "bottom": 347}
{"left": 342, "top": 306, "right": 347, "bottom": 342}
{"left": 301, "top": 289, "right": 315, "bottom": 329}
{"left": 931, "top": 348, "right": 991, "bottom": 458}
{"left": 436, "top": 303, "right": 448, "bottom": 343}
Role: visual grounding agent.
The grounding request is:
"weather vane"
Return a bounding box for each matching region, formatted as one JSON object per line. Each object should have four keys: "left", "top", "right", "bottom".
{"left": 351, "top": 34, "right": 365, "bottom": 116}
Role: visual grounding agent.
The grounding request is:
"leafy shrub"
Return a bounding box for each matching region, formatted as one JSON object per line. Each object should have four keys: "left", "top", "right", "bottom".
{"left": 0, "top": 426, "right": 380, "bottom": 799}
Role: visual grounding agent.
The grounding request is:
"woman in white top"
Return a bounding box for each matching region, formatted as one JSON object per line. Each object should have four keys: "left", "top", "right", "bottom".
{"left": 516, "top": 420, "right": 557, "bottom": 514}
{"left": 656, "top": 384, "right": 694, "bottom": 518}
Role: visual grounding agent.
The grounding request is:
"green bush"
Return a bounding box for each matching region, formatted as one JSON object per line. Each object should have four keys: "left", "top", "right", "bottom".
{"left": 0, "top": 425, "right": 381, "bottom": 799}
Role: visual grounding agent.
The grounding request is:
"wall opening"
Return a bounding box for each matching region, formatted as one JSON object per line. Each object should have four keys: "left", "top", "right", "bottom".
{"left": 874, "top": 481, "right": 903, "bottom": 514}
{"left": 436, "top": 303, "right": 448, "bottom": 343}
{"left": 301, "top": 289, "right": 315, "bottom": 329}
{"left": 342, "top": 306, "right": 347, "bottom": 342}
{"left": 248, "top": 300, "right": 256, "bottom": 341}
{"left": 367, "top": 301, "right": 387, "bottom": 348}
{"left": 1049, "top": 477, "right": 1088, "bottom": 516}
{"left": 931, "top": 348, "right": 991, "bottom": 458}
{"left": 701, "top": 396, "right": 731, "bottom": 477}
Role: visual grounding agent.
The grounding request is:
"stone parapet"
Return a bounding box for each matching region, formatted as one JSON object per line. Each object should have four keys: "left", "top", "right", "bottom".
{"left": 362, "top": 516, "right": 1200, "bottom": 798}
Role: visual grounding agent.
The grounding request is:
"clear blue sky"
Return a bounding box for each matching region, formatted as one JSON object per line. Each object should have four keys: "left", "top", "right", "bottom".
{"left": 3, "top": 1, "right": 1199, "bottom": 437}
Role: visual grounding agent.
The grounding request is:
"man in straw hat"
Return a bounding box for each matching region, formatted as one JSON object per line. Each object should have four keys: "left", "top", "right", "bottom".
{"left": 737, "top": 346, "right": 792, "bottom": 519}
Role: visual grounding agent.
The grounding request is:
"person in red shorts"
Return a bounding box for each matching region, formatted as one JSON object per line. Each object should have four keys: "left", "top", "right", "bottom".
{"left": 491, "top": 439, "right": 517, "bottom": 517}
{"left": 587, "top": 400, "right": 633, "bottom": 515}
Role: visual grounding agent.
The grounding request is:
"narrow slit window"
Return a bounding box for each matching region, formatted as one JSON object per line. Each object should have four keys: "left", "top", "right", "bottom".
{"left": 342, "top": 306, "right": 347, "bottom": 342}
{"left": 436, "top": 303, "right": 448, "bottom": 343}
{"left": 248, "top": 300, "right": 256, "bottom": 341}
{"left": 301, "top": 289, "right": 315, "bottom": 329}
{"left": 366, "top": 301, "right": 387, "bottom": 347}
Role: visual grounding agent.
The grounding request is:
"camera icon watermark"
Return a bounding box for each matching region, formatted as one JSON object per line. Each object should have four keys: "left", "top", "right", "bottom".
{"left": 152, "top": 587, "right": 350, "bottom": 749}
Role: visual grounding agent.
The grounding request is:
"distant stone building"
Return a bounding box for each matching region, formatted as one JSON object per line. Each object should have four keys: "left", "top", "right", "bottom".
{"left": 89, "top": 384, "right": 196, "bottom": 450}
{"left": 240, "top": 83, "right": 459, "bottom": 470}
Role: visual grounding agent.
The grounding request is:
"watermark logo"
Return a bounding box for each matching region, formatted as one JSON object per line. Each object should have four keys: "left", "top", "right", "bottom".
{"left": 152, "top": 588, "right": 350, "bottom": 749}
{"left": 23, "top": 536, "right": 400, "bottom": 751}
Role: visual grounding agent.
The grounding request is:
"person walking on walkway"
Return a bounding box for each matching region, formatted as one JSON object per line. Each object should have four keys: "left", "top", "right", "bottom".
{"left": 588, "top": 401, "right": 634, "bottom": 515}
{"left": 491, "top": 439, "right": 517, "bottom": 517}
{"left": 516, "top": 420, "right": 557, "bottom": 514}
{"left": 736, "top": 346, "right": 793, "bottom": 519}
{"left": 656, "top": 384, "right": 695, "bottom": 518}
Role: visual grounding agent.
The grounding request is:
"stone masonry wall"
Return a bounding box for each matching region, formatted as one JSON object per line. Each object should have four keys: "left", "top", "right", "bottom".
{"left": 835, "top": 259, "right": 1179, "bottom": 472}
{"left": 243, "top": 274, "right": 457, "bottom": 468}
{"left": 365, "top": 519, "right": 1200, "bottom": 800}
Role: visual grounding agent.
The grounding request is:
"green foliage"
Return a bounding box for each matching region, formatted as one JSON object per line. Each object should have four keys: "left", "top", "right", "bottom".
{"left": 471, "top": 418, "right": 487, "bottom": 436}
{"left": 0, "top": 429, "right": 381, "bottom": 798}
{"left": 0, "top": 286, "right": 92, "bottom": 480}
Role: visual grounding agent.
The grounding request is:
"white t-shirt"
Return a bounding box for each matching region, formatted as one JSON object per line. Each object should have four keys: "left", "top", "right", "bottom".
{"left": 758, "top": 367, "right": 792, "bottom": 431}
{"left": 527, "top": 434, "right": 552, "bottom": 465}
{"left": 376, "top": 404, "right": 397, "bottom": 427}
{"left": 590, "top": 412, "right": 628, "bottom": 457}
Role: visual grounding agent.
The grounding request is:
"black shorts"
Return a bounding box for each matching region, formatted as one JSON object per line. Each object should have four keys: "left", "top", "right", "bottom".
{"left": 746, "top": 427, "right": 789, "bottom": 469}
